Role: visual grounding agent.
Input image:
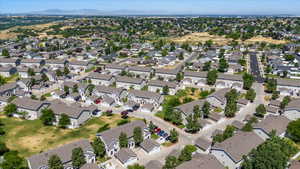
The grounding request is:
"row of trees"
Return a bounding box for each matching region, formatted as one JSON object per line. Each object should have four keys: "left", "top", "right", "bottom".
{"left": 224, "top": 89, "right": 238, "bottom": 117}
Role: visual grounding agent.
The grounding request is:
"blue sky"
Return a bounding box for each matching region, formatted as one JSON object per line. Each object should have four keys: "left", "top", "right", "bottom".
{"left": 1, "top": 0, "right": 300, "bottom": 15}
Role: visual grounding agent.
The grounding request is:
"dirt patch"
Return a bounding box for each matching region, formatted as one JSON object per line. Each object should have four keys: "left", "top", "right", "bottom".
{"left": 171, "top": 32, "right": 232, "bottom": 45}
{"left": 245, "top": 36, "right": 288, "bottom": 45}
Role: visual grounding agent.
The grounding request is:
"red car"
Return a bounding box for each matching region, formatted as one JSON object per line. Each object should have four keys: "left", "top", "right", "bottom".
{"left": 154, "top": 128, "right": 161, "bottom": 133}
{"left": 94, "top": 99, "right": 101, "bottom": 104}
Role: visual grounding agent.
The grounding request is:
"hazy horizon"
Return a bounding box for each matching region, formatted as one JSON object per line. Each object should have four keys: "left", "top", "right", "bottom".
{"left": 1, "top": 0, "right": 300, "bottom": 15}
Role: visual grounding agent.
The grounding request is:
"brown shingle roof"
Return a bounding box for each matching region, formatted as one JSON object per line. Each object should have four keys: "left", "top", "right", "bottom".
{"left": 114, "top": 148, "right": 137, "bottom": 164}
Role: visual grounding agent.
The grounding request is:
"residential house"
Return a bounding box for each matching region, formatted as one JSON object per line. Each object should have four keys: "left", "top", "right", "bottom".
{"left": 12, "top": 97, "right": 50, "bottom": 120}
{"left": 69, "top": 60, "right": 90, "bottom": 73}
{"left": 48, "top": 100, "right": 99, "bottom": 128}
{"left": 0, "top": 82, "right": 19, "bottom": 96}
{"left": 0, "top": 58, "right": 21, "bottom": 67}
{"left": 27, "top": 139, "right": 96, "bottom": 169}
{"left": 128, "top": 66, "right": 153, "bottom": 78}
{"left": 284, "top": 99, "right": 300, "bottom": 120}
{"left": 183, "top": 71, "right": 207, "bottom": 87}
{"left": 277, "top": 78, "right": 300, "bottom": 97}
{"left": 206, "top": 88, "right": 231, "bottom": 109}
{"left": 176, "top": 154, "right": 225, "bottom": 169}
{"left": 155, "top": 68, "right": 180, "bottom": 80}
{"left": 194, "top": 137, "right": 211, "bottom": 154}
{"left": 86, "top": 72, "right": 114, "bottom": 86}
{"left": 96, "top": 120, "right": 150, "bottom": 157}
{"left": 21, "top": 59, "right": 45, "bottom": 67}
{"left": 0, "top": 96, "right": 9, "bottom": 107}
{"left": 105, "top": 64, "right": 127, "bottom": 75}
{"left": 140, "top": 104, "right": 155, "bottom": 113}
{"left": 148, "top": 80, "right": 178, "bottom": 95}
{"left": 127, "top": 90, "right": 164, "bottom": 108}
{"left": 46, "top": 59, "right": 67, "bottom": 69}
{"left": 253, "top": 115, "right": 290, "bottom": 140}
{"left": 140, "top": 139, "right": 161, "bottom": 154}
{"left": 93, "top": 85, "right": 127, "bottom": 104}
{"left": 115, "top": 148, "right": 138, "bottom": 167}
{"left": 211, "top": 131, "right": 264, "bottom": 169}
{"left": 216, "top": 74, "right": 243, "bottom": 91}
{"left": 175, "top": 100, "right": 205, "bottom": 120}
{"left": 0, "top": 66, "right": 17, "bottom": 77}
{"left": 115, "top": 76, "right": 146, "bottom": 90}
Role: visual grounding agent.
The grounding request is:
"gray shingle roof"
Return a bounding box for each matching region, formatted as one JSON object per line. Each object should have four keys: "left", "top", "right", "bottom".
{"left": 140, "top": 139, "right": 160, "bottom": 153}
{"left": 0, "top": 82, "right": 18, "bottom": 93}
{"left": 285, "top": 99, "right": 300, "bottom": 111}
{"left": 218, "top": 74, "right": 243, "bottom": 82}
{"left": 94, "top": 85, "right": 125, "bottom": 96}
{"left": 97, "top": 120, "right": 146, "bottom": 149}
{"left": 212, "top": 131, "right": 264, "bottom": 163}
{"left": 129, "top": 90, "right": 162, "bottom": 102}
{"left": 175, "top": 100, "right": 205, "bottom": 117}
{"left": 207, "top": 88, "right": 231, "bottom": 105}
{"left": 114, "top": 148, "right": 137, "bottom": 164}
{"left": 27, "top": 139, "right": 94, "bottom": 169}
{"left": 87, "top": 72, "right": 113, "bottom": 81}
{"left": 116, "top": 76, "right": 144, "bottom": 84}
{"left": 194, "top": 137, "right": 211, "bottom": 151}
{"left": 176, "top": 154, "right": 224, "bottom": 169}
{"left": 128, "top": 66, "right": 152, "bottom": 73}
{"left": 155, "top": 68, "right": 180, "bottom": 75}
{"left": 253, "top": 115, "right": 290, "bottom": 136}
{"left": 12, "top": 97, "right": 48, "bottom": 111}
{"left": 148, "top": 80, "right": 177, "bottom": 88}
{"left": 184, "top": 71, "right": 207, "bottom": 78}
{"left": 105, "top": 64, "right": 127, "bottom": 70}
{"left": 277, "top": 78, "right": 300, "bottom": 87}
{"left": 48, "top": 100, "right": 96, "bottom": 119}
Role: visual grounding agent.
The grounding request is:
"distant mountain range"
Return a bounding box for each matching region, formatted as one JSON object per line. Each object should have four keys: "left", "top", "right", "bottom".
{"left": 2, "top": 9, "right": 295, "bottom": 17}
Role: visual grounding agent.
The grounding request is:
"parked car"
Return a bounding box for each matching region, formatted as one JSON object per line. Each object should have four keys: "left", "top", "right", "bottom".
{"left": 126, "top": 109, "right": 133, "bottom": 112}
{"left": 121, "top": 111, "right": 129, "bottom": 118}
{"left": 94, "top": 99, "right": 101, "bottom": 104}
{"left": 155, "top": 128, "right": 161, "bottom": 133}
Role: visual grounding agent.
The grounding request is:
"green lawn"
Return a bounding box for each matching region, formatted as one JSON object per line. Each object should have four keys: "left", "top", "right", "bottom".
{"left": 0, "top": 114, "right": 137, "bottom": 157}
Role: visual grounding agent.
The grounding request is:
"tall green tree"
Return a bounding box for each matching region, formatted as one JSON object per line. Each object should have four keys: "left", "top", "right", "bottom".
{"left": 1, "top": 151, "right": 25, "bottom": 169}
{"left": 163, "top": 156, "right": 178, "bottom": 169}
{"left": 163, "top": 85, "right": 170, "bottom": 95}
{"left": 207, "top": 69, "right": 218, "bottom": 85}
{"left": 40, "top": 108, "right": 56, "bottom": 125}
{"left": 72, "top": 147, "right": 86, "bottom": 169}
{"left": 193, "top": 105, "right": 201, "bottom": 118}
{"left": 169, "top": 129, "right": 179, "bottom": 143}
{"left": 3, "top": 103, "right": 17, "bottom": 117}
{"left": 286, "top": 119, "right": 300, "bottom": 142}
{"left": 201, "top": 101, "right": 211, "bottom": 118}
{"left": 1, "top": 49, "right": 10, "bottom": 57}
{"left": 243, "top": 73, "right": 254, "bottom": 90}
{"left": 280, "top": 96, "right": 291, "bottom": 110}
{"left": 58, "top": 114, "right": 70, "bottom": 128}
{"left": 255, "top": 104, "right": 266, "bottom": 118}
{"left": 242, "top": 136, "right": 298, "bottom": 169}
{"left": 218, "top": 58, "right": 229, "bottom": 72}
{"left": 119, "top": 132, "right": 128, "bottom": 148}
{"left": 133, "top": 127, "right": 143, "bottom": 146}
{"left": 185, "top": 114, "right": 201, "bottom": 134}
{"left": 245, "top": 88, "right": 256, "bottom": 102}
{"left": 48, "top": 155, "right": 64, "bottom": 169}
{"left": 224, "top": 89, "right": 238, "bottom": 117}
{"left": 91, "top": 137, "right": 106, "bottom": 158}
{"left": 265, "top": 78, "right": 277, "bottom": 93}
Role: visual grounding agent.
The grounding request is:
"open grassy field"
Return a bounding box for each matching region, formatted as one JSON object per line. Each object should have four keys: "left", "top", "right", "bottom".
{"left": 0, "top": 114, "right": 138, "bottom": 157}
